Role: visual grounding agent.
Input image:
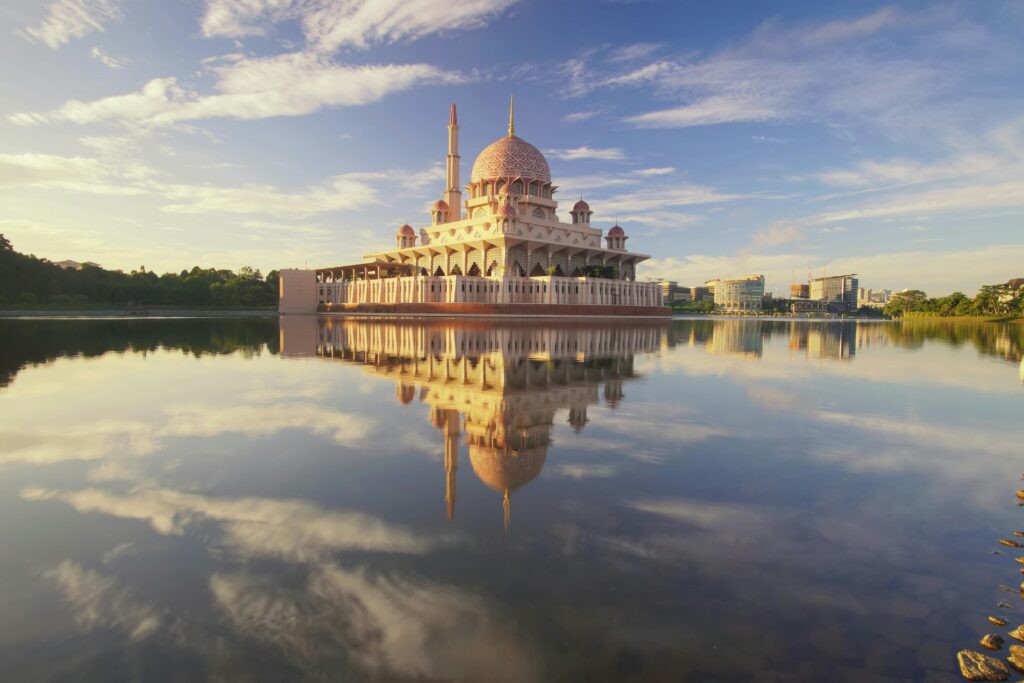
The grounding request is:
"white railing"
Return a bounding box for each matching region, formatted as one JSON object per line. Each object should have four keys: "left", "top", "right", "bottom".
{"left": 318, "top": 275, "right": 662, "bottom": 307}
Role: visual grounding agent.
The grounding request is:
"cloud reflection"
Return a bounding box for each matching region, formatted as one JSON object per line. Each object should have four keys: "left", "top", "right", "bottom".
{"left": 45, "top": 561, "right": 162, "bottom": 641}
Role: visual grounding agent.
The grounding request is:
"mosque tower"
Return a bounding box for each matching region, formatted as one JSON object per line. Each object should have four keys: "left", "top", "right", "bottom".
{"left": 432, "top": 406, "right": 461, "bottom": 522}
{"left": 444, "top": 103, "right": 461, "bottom": 222}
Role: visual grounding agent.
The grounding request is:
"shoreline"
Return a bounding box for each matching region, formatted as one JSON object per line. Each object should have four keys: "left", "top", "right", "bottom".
{"left": 0, "top": 308, "right": 277, "bottom": 318}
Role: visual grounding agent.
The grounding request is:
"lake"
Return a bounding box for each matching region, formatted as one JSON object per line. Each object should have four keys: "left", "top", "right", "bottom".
{"left": 1, "top": 316, "right": 1022, "bottom": 682}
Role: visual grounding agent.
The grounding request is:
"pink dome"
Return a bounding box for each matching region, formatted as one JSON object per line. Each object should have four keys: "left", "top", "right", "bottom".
{"left": 432, "top": 199, "right": 449, "bottom": 210}
{"left": 398, "top": 223, "right": 415, "bottom": 236}
{"left": 608, "top": 225, "right": 624, "bottom": 236}
{"left": 498, "top": 203, "right": 517, "bottom": 217}
{"left": 572, "top": 199, "right": 590, "bottom": 212}
{"left": 471, "top": 135, "right": 551, "bottom": 184}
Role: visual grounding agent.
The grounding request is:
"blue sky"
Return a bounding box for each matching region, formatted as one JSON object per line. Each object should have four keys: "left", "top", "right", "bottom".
{"left": 1, "top": 0, "right": 1022, "bottom": 295}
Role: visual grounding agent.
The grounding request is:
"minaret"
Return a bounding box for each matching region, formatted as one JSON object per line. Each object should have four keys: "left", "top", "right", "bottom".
{"left": 444, "top": 104, "right": 461, "bottom": 222}
{"left": 508, "top": 95, "right": 515, "bottom": 137}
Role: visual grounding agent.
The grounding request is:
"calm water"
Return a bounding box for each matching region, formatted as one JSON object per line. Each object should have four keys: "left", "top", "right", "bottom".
{"left": 1, "top": 316, "right": 1023, "bottom": 682}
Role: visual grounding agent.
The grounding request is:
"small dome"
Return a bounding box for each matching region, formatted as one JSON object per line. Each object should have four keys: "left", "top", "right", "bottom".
{"left": 469, "top": 444, "right": 547, "bottom": 493}
{"left": 572, "top": 199, "right": 590, "bottom": 212}
{"left": 398, "top": 223, "right": 415, "bottom": 236}
{"left": 471, "top": 135, "right": 551, "bottom": 184}
{"left": 608, "top": 225, "right": 624, "bottom": 236}
{"left": 432, "top": 199, "right": 449, "bottom": 210}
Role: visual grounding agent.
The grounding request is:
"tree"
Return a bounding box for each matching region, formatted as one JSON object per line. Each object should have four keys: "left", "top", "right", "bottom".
{"left": 0, "top": 234, "right": 12, "bottom": 253}
{"left": 884, "top": 290, "right": 928, "bottom": 317}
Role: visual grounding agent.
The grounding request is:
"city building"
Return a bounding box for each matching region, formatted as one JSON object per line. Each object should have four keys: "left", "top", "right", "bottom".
{"left": 691, "top": 286, "right": 714, "bottom": 303}
{"left": 790, "top": 283, "right": 810, "bottom": 299}
{"left": 791, "top": 299, "right": 829, "bottom": 315}
{"left": 709, "top": 274, "right": 765, "bottom": 313}
{"left": 810, "top": 273, "right": 859, "bottom": 312}
{"left": 279, "top": 101, "right": 666, "bottom": 317}
{"left": 652, "top": 279, "right": 692, "bottom": 305}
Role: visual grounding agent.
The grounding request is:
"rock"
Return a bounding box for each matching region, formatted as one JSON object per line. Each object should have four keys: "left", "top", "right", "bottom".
{"left": 1016, "top": 557, "right": 1024, "bottom": 565}
{"left": 957, "top": 649, "right": 1010, "bottom": 680}
{"left": 1007, "top": 644, "right": 1024, "bottom": 673}
{"left": 1009, "top": 625, "right": 1024, "bottom": 642}
{"left": 1014, "top": 532, "right": 1024, "bottom": 538}
{"left": 990, "top": 616, "right": 1009, "bottom": 626}
{"left": 998, "top": 602, "right": 1014, "bottom": 610}
{"left": 981, "top": 634, "right": 1005, "bottom": 650}
{"left": 1000, "top": 585, "right": 1015, "bottom": 593}
{"left": 999, "top": 540, "right": 1024, "bottom": 548}
{"left": 1016, "top": 490, "right": 1024, "bottom": 499}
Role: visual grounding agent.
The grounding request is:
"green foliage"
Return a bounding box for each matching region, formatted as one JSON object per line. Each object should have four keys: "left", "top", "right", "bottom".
{"left": 580, "top": 265, "right": 618, "bottom": 279}
{"left": 883, "top": 284, "right": 1023, "bottom": 318}
{"left": 672, "top": 300, "right": 714, "bottom": 314}
{"left": 0, "top": 235, "right": 279, "bottom": 308}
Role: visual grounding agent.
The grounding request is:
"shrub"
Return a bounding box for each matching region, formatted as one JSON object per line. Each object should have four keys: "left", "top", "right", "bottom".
{"left": 17, "top": 292, "right": 37, "bottom": 305}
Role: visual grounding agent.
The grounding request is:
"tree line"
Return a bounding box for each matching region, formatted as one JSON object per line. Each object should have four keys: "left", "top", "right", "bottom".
{"left": 883, "top": 283, "right": 1024, "bottom": 318}
{"left": 0, "top": 234, "right": 278, "bottom": 307}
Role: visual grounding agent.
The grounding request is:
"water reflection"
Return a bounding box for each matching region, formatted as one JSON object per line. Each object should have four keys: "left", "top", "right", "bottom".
{"left": 281, "top": 317, "right": 664, "bottom": 527}
{"left": 0, "top": 315, "right": 1022, "bottom": 681}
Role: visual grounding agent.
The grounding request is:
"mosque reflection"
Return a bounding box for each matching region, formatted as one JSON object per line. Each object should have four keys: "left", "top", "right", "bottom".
{"left": 280, "top": 317, "right": 665, "bottom": 527}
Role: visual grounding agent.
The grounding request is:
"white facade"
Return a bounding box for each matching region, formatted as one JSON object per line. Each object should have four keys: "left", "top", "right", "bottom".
{"left": 710, "top": 275, "right": 765, "bottom": 312}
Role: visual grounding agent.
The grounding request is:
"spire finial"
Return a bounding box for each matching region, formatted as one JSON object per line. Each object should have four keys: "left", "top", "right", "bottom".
{"left": 508, "top": 95, "right": 515, "bottom": 138}
{"left": 449, "top": 103, "right": 457, "bottom": 126}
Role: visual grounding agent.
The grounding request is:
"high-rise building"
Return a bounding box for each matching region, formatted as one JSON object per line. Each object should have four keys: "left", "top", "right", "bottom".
{"left": 810, "top": 274, "right": 859, "bottom": 311}
{"left": 711, "top": 274, "right": 765, "bottom": 312}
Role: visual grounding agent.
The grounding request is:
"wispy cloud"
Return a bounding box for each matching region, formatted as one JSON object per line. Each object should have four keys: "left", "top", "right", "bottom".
{"left": 89, "top": 45, "right": 129, "bottom": 69}
{"left": 544, "top": 146, "right": 625, "bottom": 161}
{"left": 10, "top": 53, "right": 465, "bottom": 128}
{"left": 200, "top": 0, "right": 519, "bottom": 52}
{"left": 20, "top": 0, "right": 124, "bottom": 49}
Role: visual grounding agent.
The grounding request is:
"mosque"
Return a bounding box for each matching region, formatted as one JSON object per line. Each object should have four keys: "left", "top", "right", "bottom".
{"left": 279, "top": 316, "right": 663, "bottom": 528}
{"left": 278, "top": 100, "right": 667, "bottom": 317}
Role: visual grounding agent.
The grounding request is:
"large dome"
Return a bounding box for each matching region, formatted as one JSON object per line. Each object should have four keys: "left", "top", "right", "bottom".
{"left": 471, "top": 135, "right": 551, "bottom": 184}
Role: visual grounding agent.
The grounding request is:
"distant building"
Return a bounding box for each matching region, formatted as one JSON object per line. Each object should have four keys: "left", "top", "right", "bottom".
{"left": 790, "top": 283, "right": 810, "bottom": 299}
{"left": 710, "top": 274, "right": 765, "bottom": 313}
{"left": 810, "top": 273, "right": 859, "bottom": 312}
{"left": 691, "top": 286, "right": 714, "bottom": 303}
{"left": 652, "top": 279, "right": 692, "bottom": 305}
{"left": 791, "top": 299, "right": 828, "bottom": 314}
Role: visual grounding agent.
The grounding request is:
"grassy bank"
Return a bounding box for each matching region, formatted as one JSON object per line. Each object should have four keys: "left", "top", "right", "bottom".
{"left": 899, "top": 313, "right": 1024, "bottom": 323}
{"left": 0, "top": 304, "right": 277, "bottom": 317}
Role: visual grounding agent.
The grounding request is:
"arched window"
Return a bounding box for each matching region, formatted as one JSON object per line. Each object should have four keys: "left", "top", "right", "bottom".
{"left": 468, "top": 263, "right": 481, "bottom": 277}
{"left": 532, "top": 207, "right": 545, "bottom": 219}
{"left": 530, "top": 262, "right": 546, "bottom": 276}
{"left": 450, "top": 264, "right": 463, "bottom": 276}
{"left": 433, "top": 266, "right": 444, "bottom": 277}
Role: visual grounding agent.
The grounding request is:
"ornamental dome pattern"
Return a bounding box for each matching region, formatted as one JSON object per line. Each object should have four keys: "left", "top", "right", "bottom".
{"left": 398, "top": 223, "right": 415, "bottom": 236}
{"left": 572, "top": 199, "right": 590, "bottom": 212}
{"left": 608, "top": 225, "right": 625, "bottom": 236}
{"left": 432, "top": 199, "right": 449, "bottom": 210}
{"left": 471, "top": 136, "right": 551, "bottom": 184}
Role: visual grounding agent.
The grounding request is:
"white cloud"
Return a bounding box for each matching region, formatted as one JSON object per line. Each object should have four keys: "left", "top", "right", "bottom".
{"left": 0, "top": 153, "right": 147, "bottom": 195}
{"left": 10, "top": 53, "right": 465, "bottom": 128}
{"left": 626, "top": 94, "right": 780, "bottom": 129}
{"left": 20, "top": 0, "right": 123, "bottom": 49}
{"left": 562, "top": 110, "right": 600, "bottom": 123}
{"left": 544, "top": 146, "right": 625, "bottom": 161}
{"left": 200, "top": 0, "right": 518, "bottom": 52}
{"left": 89, "top": 45, "right": 129, "bottom": 69}
{"left": 45, "top": 561, "right": 161, "bottom": 640}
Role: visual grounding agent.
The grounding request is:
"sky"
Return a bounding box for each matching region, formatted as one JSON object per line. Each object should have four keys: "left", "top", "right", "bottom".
{"left": 0, "top": 0, "right": 1022, "bottom": 296}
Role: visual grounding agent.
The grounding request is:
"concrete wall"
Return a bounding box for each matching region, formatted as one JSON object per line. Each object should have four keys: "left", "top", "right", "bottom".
{"left": 279, "top": 269, "right": 318, "bottom": 314}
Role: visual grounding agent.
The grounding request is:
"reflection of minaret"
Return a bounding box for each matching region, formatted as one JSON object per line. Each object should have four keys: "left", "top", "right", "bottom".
{"left": 432, "top": 407, "right": 461, "bottom": 522}
{"left": 604, "top": 381, "right": 624, "bottom": 409}
{"left": 568, "top": 405, "right": 589, "bottom": 433}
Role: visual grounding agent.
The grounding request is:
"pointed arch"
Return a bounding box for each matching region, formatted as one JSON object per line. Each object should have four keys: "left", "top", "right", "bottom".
{"left": 420, "top": 267, "right": 428, "bottom": 276}
{"left": 433, "top": 266, "right": 444, "bottom": 277}
{"left": 467, "top": 263, "right": 481, "bottom": 277}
